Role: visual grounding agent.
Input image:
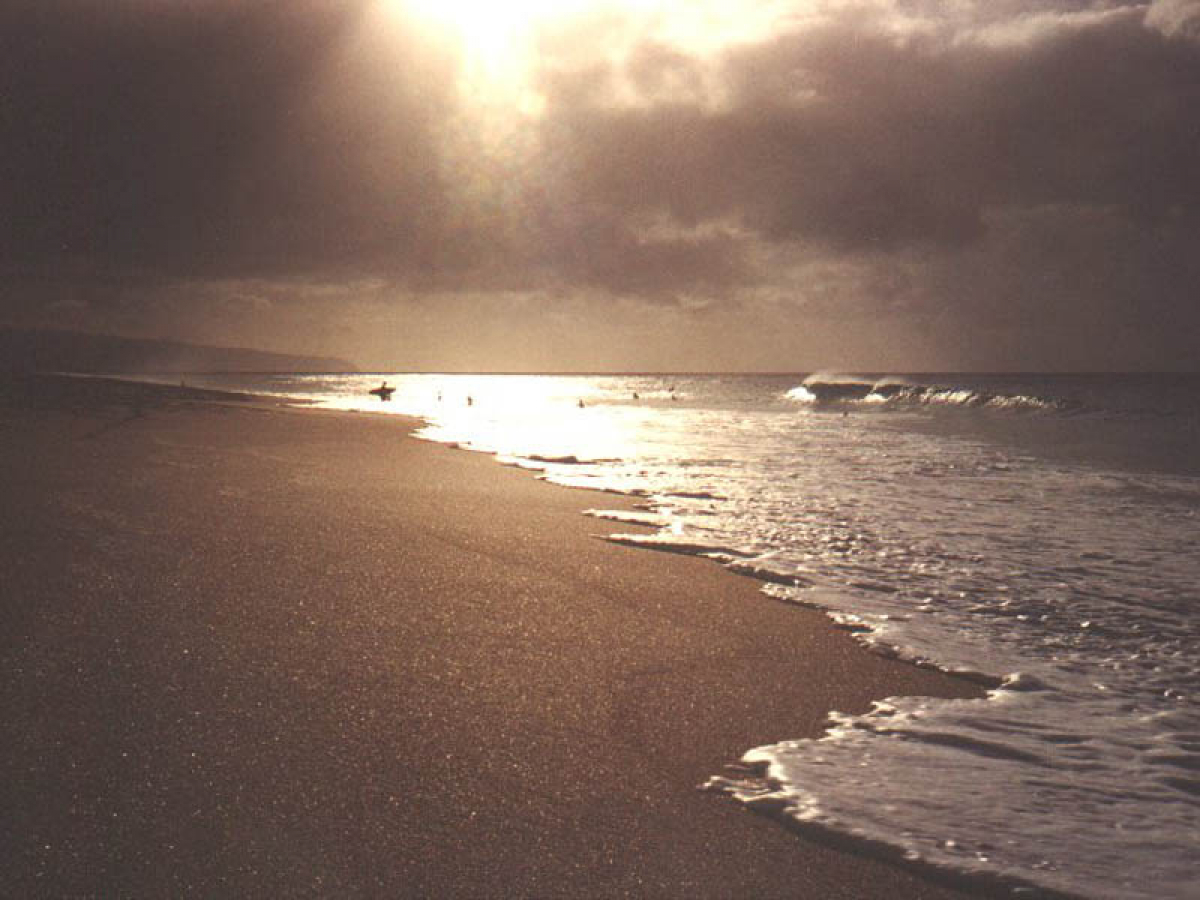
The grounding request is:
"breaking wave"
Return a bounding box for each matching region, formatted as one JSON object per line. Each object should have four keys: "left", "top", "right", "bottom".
{"left": 788, "top": 374, "right": 1072, "bottom": 414}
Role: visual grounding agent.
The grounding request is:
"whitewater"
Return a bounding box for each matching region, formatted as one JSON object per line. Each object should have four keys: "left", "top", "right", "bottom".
{"left": 165, "top": 371, "right": 1200, "bottom": 899}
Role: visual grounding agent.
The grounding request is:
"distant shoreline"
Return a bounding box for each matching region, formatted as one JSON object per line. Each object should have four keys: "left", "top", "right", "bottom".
{"left": 0, "top": 326, "right": 357, "bottom": 375}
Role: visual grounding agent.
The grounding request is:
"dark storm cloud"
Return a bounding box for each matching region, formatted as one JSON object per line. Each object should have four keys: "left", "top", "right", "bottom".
{"left": 566, "top": 223, "right": 752, "bottom": 297}
{"left": 512, "top": 1, "right": 1200, "bottom": 369}
{"left": 537, "top": 5, "right": 1200, "bottom": 254}
{"left": 0, "top": 0, "right": 458, "bottom": 279}
{"left": 7, "top": 0, "right": 1198, "bottom": 290}
{"left": 4, "top": 0, "right": 1200, "bottom": 370}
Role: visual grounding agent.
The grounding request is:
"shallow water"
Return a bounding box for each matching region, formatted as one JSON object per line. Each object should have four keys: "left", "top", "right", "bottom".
{"left": 167, "top": 371, "right": 1200, "bottom": 899}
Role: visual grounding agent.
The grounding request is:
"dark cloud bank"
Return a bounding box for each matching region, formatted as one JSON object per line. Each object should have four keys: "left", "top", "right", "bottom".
{"left": 1, "top": 0, "right": 456, "bottom": 278}
{"left": 2, "top": 0, "right": 1198, "bottom": 370}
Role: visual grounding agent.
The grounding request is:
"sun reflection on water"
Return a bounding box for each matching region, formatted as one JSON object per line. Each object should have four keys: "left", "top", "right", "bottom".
{"left": 314, "top": 373, "right": 667, "bottom": 466}
{"left": 418, "top": 375, "right": 648, "bottom": 463}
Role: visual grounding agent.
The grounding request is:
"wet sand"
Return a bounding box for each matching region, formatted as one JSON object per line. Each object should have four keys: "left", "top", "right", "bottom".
{"left": 1, "top": 374, "right": 988, "bottom": 898}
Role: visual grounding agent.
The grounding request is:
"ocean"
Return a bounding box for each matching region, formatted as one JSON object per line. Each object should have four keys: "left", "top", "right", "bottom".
{"left": 165, "top": 371, "right": 1199, "bottom": 899}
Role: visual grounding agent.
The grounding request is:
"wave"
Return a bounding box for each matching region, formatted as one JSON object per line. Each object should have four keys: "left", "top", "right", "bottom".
{"left": 788, "top": 374, "right": 1071, "bottom": 414}
{"left": 498, "top": 453, "right": 625, "bottom": 468}
{"left": 602, "top": 533, "right": 761, "bottom": 562}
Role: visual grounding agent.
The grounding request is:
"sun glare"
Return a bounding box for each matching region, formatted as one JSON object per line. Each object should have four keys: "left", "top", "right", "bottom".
{"left": 397, "top": 0, "right": 591, "bottom": 76}
{"left": 380, "top": 0, "right": 801, "bottom": 111}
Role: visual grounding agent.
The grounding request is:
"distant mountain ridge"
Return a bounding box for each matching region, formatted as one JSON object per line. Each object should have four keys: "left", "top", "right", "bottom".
{"left": 1, "top": 327, "right": 357, "bottom": 373}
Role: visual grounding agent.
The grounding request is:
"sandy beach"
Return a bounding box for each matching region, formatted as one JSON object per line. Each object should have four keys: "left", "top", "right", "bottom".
{"left": 1, "top": 374, "right": 989, "bottom": 898}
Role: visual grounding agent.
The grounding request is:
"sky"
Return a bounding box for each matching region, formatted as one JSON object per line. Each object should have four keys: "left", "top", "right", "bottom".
{"left": 2, "top": 0, "right": 1198, "bottom": 372}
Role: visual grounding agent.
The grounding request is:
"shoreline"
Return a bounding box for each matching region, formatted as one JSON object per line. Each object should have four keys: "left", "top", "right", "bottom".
{"left": 2, "top": 372, "right": 990, "bottom": 897}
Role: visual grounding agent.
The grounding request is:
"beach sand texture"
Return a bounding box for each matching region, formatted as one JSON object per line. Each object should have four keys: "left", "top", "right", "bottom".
{"left": 2, "top": 375, "right": 986, "bottom": 898}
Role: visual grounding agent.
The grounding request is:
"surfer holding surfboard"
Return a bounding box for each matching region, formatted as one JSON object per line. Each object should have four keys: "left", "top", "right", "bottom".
{"left": 369, "top": 380, "right": 394, "bottom": 401}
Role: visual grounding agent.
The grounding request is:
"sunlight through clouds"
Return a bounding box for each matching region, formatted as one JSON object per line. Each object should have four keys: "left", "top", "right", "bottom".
{"left": 5, "top": 0, "right": 1199, "bottom": 372}
{"left": 388, "top": 0, "right": 808, "bottom": 108}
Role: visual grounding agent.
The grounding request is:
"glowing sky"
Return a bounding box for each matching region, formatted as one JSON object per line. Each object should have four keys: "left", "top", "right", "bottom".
{"left": 2, "top": 0, "right": 1199, "bottom": 371}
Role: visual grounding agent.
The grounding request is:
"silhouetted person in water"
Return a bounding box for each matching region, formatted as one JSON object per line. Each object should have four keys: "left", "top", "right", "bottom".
{"left": 467, "top": 395, "right": 473, "bottom": 406}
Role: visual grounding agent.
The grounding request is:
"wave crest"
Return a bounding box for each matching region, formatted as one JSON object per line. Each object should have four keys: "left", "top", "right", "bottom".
{"left": 788, "top": 374, "right": 1067, "bottom": 414}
